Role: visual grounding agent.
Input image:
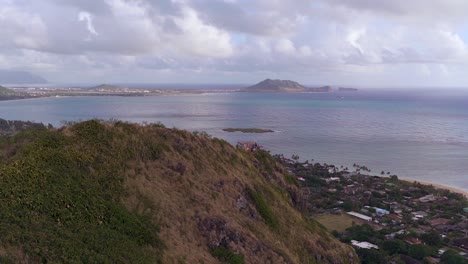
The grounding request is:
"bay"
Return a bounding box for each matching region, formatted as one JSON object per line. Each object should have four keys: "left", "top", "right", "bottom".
{"left": 1, "top": 89, "right": 467, "bottom": 192}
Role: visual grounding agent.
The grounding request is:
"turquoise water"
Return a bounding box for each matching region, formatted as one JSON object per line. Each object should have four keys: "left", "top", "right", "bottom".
{"left": 1, "top": 89, "right": 467, "bottom": 191}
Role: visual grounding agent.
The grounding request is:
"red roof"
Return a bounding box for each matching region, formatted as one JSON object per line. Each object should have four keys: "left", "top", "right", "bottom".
{"left": 429, "top": 218, "right": 451, "bottom": 227}
{"left": 387, "top": 214, "right": 402, "bottom": 221}
{"left": 405, "top": 238, "right": 422, "bottom": 244}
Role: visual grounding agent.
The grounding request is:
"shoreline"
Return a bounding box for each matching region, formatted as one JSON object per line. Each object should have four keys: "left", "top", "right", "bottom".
{"left": 398, "top": 177, "right": 467, "bottom": 197}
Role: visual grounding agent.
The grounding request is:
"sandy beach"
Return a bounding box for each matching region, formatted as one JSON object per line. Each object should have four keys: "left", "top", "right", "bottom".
{"left": 399, "top": 177, "right": 468, "bottom": 197}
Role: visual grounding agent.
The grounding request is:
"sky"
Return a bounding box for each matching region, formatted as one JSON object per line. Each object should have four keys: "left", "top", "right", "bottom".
{"left": 1, "top": 0, "right": 468, "bottom": 87}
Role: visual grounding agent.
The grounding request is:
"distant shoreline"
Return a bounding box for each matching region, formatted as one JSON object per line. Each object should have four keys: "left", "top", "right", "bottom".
{"left": 399, "top": 177, "right": 467, "bottom": 197}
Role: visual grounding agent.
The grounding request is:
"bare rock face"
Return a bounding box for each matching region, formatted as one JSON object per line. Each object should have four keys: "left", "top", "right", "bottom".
{"left": 197, "top": 216, "right": 288, "bottom": 263}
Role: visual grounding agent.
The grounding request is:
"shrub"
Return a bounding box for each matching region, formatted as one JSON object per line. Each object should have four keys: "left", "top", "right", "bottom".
{"left": 211, "top": 246, "right": 245, "bottom": 264}
{"left": 0, "top": 120, "right": 163, "bottom": 263}
{"left": 247, "top": 188, "right": 279, "bottom": 230}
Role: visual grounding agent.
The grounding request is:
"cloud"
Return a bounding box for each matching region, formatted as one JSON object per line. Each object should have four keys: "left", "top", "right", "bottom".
{"left": 0, "top": 0, "right": 467, "bottom": 86}
{"left": 78, "top": 11, "right": 98, "bottom": 36}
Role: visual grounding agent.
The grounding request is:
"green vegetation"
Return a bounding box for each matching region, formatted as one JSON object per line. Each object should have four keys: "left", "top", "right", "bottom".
{"left": 441, "top": 250, "right": 468, "bottom": 264}
{"left": 223, "top": 128, "right": 274, "bottom": 133}
{"left": 408, "top": 244, "right": 432, "bottom": 260}
{"left": 0, "top": 85, "right": 13, "bottom": 95}
{"left": 314, "top": 213, "right": 363, "bottom": 233}
{"left": 356, "top": 249, "right": 387, "bottom": 264}
{"left": 0, "top": 120, "right": 358, "bottom": 263}
{"left": 247, "top": 187, "right": 279, "bottom": 230}
{"left": 0, "top": 120, "right": 162, "bottom": 263}
{"left": 211, "top": 246, "right": 245, "bottom": 264}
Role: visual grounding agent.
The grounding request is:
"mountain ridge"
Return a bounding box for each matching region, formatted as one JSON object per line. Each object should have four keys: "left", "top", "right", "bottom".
{"left": 0, "top": 70, "right": 47, "bottom": 84}
{"left": 0, "top": 120, "right": 358, "bottom": 263}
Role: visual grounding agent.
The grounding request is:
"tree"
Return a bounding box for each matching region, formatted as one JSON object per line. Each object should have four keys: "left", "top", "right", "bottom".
{"left": 356, "top": 249, "right": 388, "bottom": 264}
{"left": 420, "top": 231, "right": 442, "bottom": 247}
{"left": 408, "top": 244, "right": 430, "bottom": 260}
{"left": 441, "top": 250, "right": 468, "bottom": 264}
{"left": 342, "top": 201, "right": 353, "bottom": 211}
{"left": 382, "top": 239, "right": 407, "bottom": 255}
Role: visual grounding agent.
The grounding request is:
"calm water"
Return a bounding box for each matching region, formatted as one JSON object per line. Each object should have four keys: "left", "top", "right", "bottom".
{"left": 1, "top": 89, "right": 467, "bottom": 192}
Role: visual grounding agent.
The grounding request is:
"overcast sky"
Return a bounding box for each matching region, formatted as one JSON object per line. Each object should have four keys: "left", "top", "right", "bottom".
{"left": 1, "top": 0, "right": 468, "bottom": 87}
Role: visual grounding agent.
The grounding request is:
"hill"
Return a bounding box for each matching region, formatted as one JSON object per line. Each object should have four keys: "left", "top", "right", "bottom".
{"left": 242, "top": 79, "right": 307, "bottom": 92}
{"left": 0, "top": 86, "right": 16, "bottom": 96}
{"left": 0, "top": 70, "right": 47, "bottom": 84}
{"left": 0, "top": 86, "right": 31, "bottom": 100}
{"left": 0, "top": 120, "right": 358, "bottom": 263}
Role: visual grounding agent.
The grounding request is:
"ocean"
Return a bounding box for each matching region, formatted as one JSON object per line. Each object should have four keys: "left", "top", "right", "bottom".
{"left": 1, "top": 89, "right": 467, "bottom": 192}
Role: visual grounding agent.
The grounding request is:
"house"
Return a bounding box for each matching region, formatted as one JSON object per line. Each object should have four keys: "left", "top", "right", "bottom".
{"left": 419, "top": 194, "right": 436, "bottom": 203}
{"left": 386, "top": 214, "right": 402, "bottom": 223}
{"left": 453, "top": 238, "right": 468, "bottom": 251}
{"left": 438, "top": 248, "right": 447, "bottom": 255}
{"left": 347, "top": 211, "right": 372, "bottom": 221}
{"left": 405, "top": 237, "right": 422, "bottom": 245}
{"left": 386, "top": 229, "right": 406, "bottom": 239}
{"left": 236, "top": 141, "right": 260, "bottom": 152}
{"left": 435, "top": 224, "right": 457, "bottom": 233}
{"left": 374, "top": 207, "right": 390, "bottom": 216}
{"left": 325, "top": 177, "right": 340, "bottom": 182}
{"left": 412, "top": 211, "right": 428, "bottom": 219}
{"left": 429, "top": 218, "right": 451, "bottom": 227}
{"left": 351, "top": 240, "right": 379, "bottom": 249}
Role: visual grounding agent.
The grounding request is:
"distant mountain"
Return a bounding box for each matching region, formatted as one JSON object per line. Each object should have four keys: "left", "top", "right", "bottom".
{"left": 0, "top": 70, "right": 47, "bottom": 84}
{"left": 242, "top": 79, "right": 307, "bottom": 92}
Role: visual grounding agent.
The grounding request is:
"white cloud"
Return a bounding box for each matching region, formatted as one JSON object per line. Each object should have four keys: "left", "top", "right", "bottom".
{"left": 275, "top": 39, "right": 295, "bottom": 55}
{"left": 171, "top": 6, "right": 234, "bottom": 58}
{"left": 0, "top": 0, "right": 468, "bottom": 86}
{"left": 78, "top": 11, "right": 98, "bottom": 36}
{"left": 346, "top": 28, "right": 365, "bottom": 54}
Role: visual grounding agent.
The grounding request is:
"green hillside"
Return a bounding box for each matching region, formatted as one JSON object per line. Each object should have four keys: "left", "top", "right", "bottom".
{"left": 0, "top": 86, "right": 15, "bottom": 96}
{"left": 0, "top": 120, "right": 358, "bottom": 263}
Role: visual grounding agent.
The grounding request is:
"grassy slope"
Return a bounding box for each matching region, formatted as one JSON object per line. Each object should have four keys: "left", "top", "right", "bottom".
{"left": 0, "top": 120, "right": 358, "bottom": 263}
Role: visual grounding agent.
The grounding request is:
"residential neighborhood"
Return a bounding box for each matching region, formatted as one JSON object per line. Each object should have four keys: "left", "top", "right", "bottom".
{"left": 275, "top": 154, "right": 468, "bottom": 264}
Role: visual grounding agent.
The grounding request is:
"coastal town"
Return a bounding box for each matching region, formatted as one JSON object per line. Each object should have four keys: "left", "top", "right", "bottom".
{"left": 274, "top": 154, "right": 468, "bottom": 264}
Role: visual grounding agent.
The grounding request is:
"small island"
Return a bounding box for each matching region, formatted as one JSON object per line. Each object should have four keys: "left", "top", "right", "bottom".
{"left": 223, "top": 128, "right": 274, "bottom": 133}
